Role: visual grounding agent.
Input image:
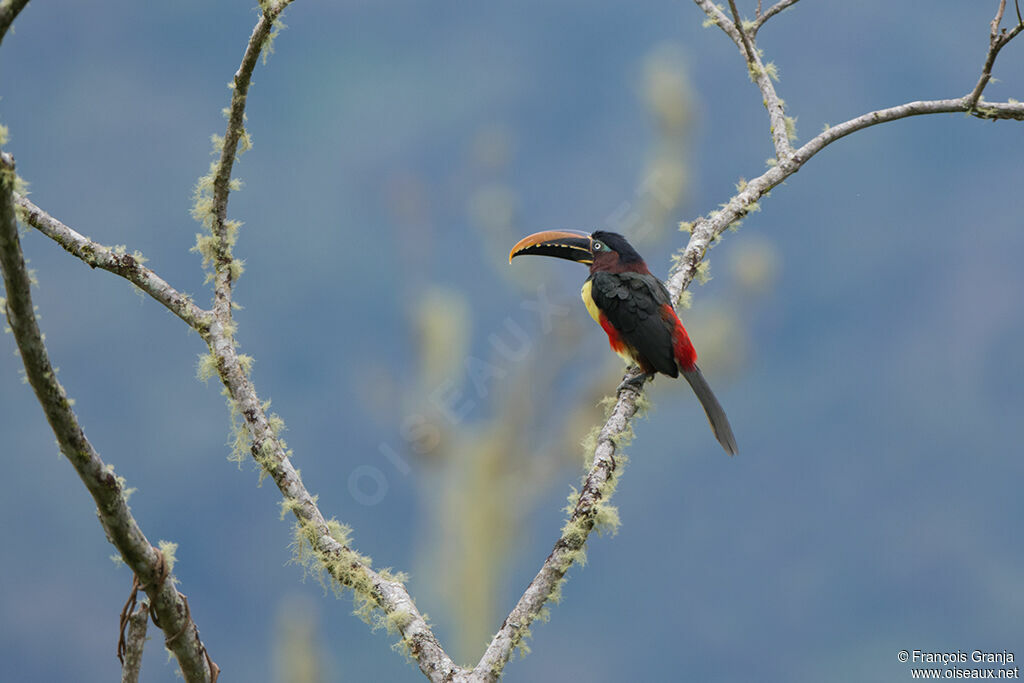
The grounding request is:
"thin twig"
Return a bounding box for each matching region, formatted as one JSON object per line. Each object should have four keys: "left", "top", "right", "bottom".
{"left": 208, "top": 1, "right": 292, "bottom": 324}
{"left": 727, "top": 0, "right": 758, "bottom": 65}
{"left": 14, "top": 195, "right": 212, "bottom": 333}
{"left": 993, "top": 0, "right": 1008, "bottom": 35}
{"left": 0, "top": 154, "right": 217, "bottom": 681}
{"left": 751, "top": 0, "right": 800, "bottom": 35}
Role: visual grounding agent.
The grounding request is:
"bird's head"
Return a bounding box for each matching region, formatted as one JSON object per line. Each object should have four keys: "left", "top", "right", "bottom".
{"left": 508, "top": 230, "right": 646, "bottom": 273}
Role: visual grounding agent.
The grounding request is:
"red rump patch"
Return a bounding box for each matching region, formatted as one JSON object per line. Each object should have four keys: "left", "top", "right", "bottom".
{"left": 662, "top": 304, "right": 697, "bottom": 370}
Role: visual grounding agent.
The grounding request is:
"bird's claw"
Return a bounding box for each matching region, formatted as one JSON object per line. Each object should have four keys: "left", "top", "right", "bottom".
{"left": 616, "top": 372, "right": 652, "bottom": 394}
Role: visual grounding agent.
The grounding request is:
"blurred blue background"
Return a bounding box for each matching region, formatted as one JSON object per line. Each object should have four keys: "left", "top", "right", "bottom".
{"left": 2, "top": 1, "right": 1023, "bottom": 681}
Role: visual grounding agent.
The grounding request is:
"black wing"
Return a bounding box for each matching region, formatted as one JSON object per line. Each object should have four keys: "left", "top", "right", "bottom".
{"left": 589, "top": 271, "right": 679, "bottom": 377}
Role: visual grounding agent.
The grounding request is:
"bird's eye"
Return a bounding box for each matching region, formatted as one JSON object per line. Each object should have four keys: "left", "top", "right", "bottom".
{"left": 593, "top": 241, "right": 603, "bottom": 251}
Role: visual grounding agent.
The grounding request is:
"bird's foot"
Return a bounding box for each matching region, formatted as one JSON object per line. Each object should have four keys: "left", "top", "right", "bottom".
{"left": 617, "top": 371, "right": 653, "bottom": 394}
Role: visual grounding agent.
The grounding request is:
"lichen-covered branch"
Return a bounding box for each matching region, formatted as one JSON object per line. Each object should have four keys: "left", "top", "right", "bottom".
{"left": 199, "top": 1, "right": 293, "bottom": 324}
{"left": 0, "top": 152, "right": 217, "bottom": 681}
{"left": 13, "top": 194, "right": 212, "bottom": 332}
{"left": 472, "top": 393, "right": 639, "bottom": 680}
{"left": 212, "top": 341, "right": 465, "bottom": 681}
{"left": 190, "top": 4, "right": 466, "bottom": 681}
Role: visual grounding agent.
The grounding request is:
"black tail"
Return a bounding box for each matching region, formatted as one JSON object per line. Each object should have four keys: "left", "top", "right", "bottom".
{"left": 682, "top": 365, "right": 738, "bottom": 456}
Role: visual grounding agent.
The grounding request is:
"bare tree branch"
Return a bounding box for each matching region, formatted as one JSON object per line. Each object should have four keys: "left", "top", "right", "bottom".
{"left": 13, "top": 194, "right": 212, "bottom": 332}
{"left": 0, "top": 0, "right": 30, "bottom": 46}
{"left": 0, "top": 153, "right": 217, "bottom": 681}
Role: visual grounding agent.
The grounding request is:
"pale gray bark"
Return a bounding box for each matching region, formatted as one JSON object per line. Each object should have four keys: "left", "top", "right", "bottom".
{"left": 120, "top": 603, "right": 149, "bottom": 683}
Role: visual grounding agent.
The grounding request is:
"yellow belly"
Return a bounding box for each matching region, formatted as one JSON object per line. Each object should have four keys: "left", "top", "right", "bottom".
{"left": 580, "top": 279, "right": 602, "bottom": 324}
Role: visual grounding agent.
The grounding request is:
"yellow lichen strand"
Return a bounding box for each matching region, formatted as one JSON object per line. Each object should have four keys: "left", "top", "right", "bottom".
{"left": 237, "top": 353, "right": 255, "bottom": 374}
{"left": 262, "top": 17, "right": 288, "bottom": 64}
{"left": 254, "top": 439, "right": 279, "bottom": 479}
{"left": 196, "top": 352, "right": 219, "bottom": 382}
{"left": 279, "top": 497, "right": 303, "bottom": 520}
{"left": 385, "top": 608, "right": 414, "bottom": 635}
{"left": 592, "top": 501, "right": 621, "bottom": 537}
{"left": 229, "top": 258, "right": 245, "bottom": 281}
{"left": 287, "top": 514, "right": 415, "bottom": 656}
{"left": 696, "top": 260, "right": 712, "bottom": 285}
{"left": 784, "top": 115, "right": 798, "bottom": 142}
{"left": 513, "top": 626, "right": 532, "bottom": 659}
{"left": 158, "top": 540, "right": 179, "bottom": 584}
{"left": 267, "top": 411, "right": 286, "bottom": 436}
{"left": 581, "top": 424, "right": 602, "bottom": 469}
{"left": 191, "top": 233, "right": 219, "bottom": 274}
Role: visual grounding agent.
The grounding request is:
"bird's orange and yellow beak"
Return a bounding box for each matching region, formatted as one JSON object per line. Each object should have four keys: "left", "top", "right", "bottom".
{"left": 508, "top": 230, "right": 594, "bottom": 265}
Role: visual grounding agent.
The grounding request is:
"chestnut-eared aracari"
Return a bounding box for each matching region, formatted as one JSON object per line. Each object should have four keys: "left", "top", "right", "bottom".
{"left": 509, "top": 230, "right": 738, "bottom": 455}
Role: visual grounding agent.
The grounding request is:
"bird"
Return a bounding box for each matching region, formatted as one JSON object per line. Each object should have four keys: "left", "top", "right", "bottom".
{"left": 509, "top": 229, "right": 738, "bottom": 455}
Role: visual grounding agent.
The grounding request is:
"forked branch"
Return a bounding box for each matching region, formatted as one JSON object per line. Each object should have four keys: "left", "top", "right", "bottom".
{"left": 966, "top": 0, "right": 1024, "bottom": 109}
{"left": 697, "top": 0, "right": 793, "bottom": 158}
{"left": 1, "top": 153, "right": 218, "bottom": 681}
